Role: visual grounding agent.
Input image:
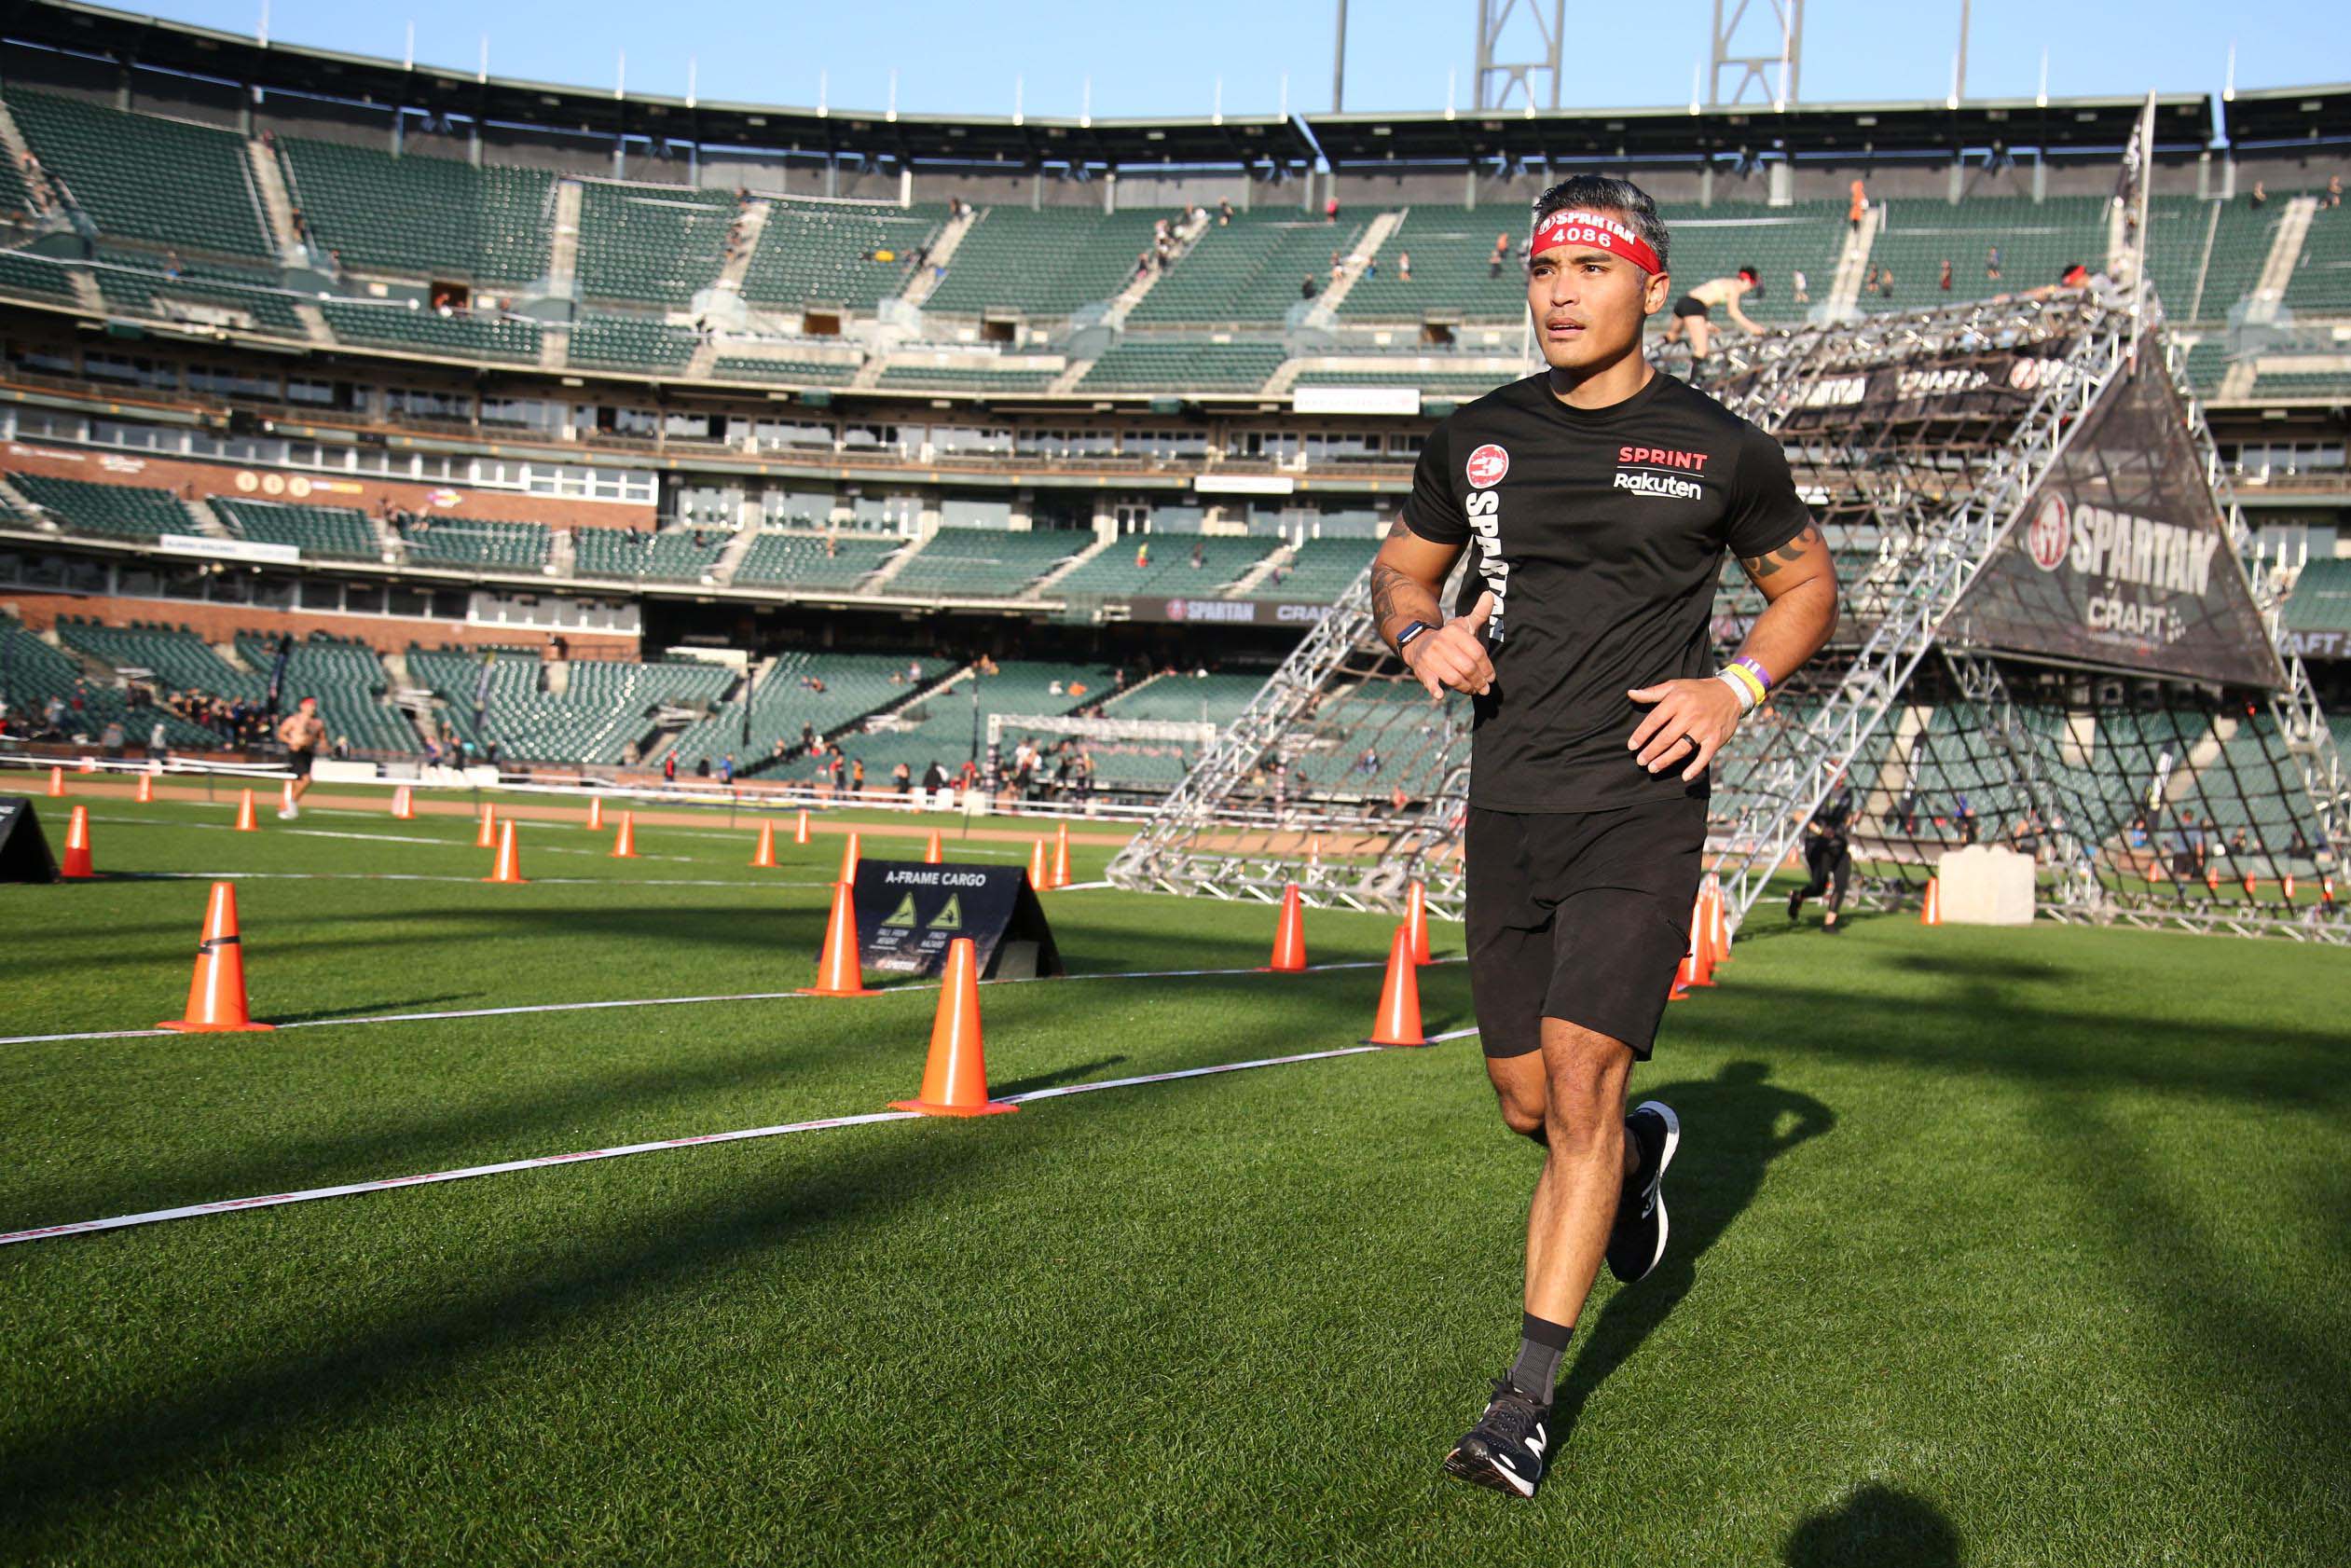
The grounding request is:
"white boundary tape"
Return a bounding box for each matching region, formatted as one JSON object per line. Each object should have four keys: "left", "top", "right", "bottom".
{"left": 0, "top": 1034, "right": 1478, "bottom": 1248}
{"left": 0, "top": 956, "right": 1436, "bottom": 1047}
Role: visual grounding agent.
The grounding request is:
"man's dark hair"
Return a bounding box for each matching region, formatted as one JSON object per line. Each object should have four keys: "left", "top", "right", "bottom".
{"left": 1530, "top": 175, "right": 1670, "bottom": 276}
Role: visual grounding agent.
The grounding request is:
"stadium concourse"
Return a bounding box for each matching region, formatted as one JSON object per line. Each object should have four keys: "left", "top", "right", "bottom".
{"left": 0, "top": 3, "right": 2347, "bottom": 1561}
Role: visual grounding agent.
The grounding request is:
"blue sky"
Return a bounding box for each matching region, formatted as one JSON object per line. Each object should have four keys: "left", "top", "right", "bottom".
{"left": 129, "top": 0, "right": 2347, "bottom": 121}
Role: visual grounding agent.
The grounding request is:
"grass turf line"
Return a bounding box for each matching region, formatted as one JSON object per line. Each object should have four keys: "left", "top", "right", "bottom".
{"left": 0, "top": 800, "right": 2345, "bottom": 1565}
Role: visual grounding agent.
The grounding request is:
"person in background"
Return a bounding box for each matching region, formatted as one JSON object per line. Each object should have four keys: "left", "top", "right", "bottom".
{"left": 892, "top": 761, "right": 912, "bottom": 794}
{"left": 1791, "top": 268, "right": 1809, "bottom": 304}
{"left": 1399, "top": 249, "right": 1413, "bottom": 282}
{"left": 275, "top": 695, "right": 325, "bottom": 820}
{"left": 720, "top": 753, "right": 735, "bottom": 784}
{"left": 1939, "top": 257, "right": 1954, "bottom": 292}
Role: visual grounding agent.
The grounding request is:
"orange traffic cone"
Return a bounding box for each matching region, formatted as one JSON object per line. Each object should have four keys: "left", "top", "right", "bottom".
{"left": 611, "top": 813, "right": 639, "bottom": 859}
{"left": 282, "top": 778, "right": 297, "bottom": 814}
{"left": 1052, "top": 821, "right": 1072, "bottom": 888}
{"left": 1920, "top": 876, "right": 1944, "bottom": 926}
{"left": 2204, "top": 868, "right": 2220, "bottom": 898}
{"left": 483, "top": 820, "right": 527, "bottom": 884}
{"left": 234, "top": 789, "right": 259, "bottom": 832}
{"left": 1363, "top": 925, "right": 1429, "bottom": 1046}
{"left": 76, "top": 756, "right": 95, "bottom": 773}
{"left": 60, "top": 805, "right": 95, "bottom": 879}
{"left": 1669, "top": 939, "right": 1701, "bottom": 1000}
{"left": 1705, "top": 877, "right": 1732, "bottom": 965}
{"left": 2243, "top": 874, "right": 2258, "bottom": 901}
{"left": 1263, "top": 883, "right": 1308, "bottom": 971}
{"left": 475, "top": 805, "right": 497, "bottom": 848}
{"left": 793, "top": 809, "right": 811, "bottom": 846}
{"left": 46, "top": 765, "right": 64, "bottom": 797}
{"left": 135, "top": 771, "right": 154, "bottom": 805}
{"left": 1405, "top": 879, "right": 1433, "bottom": 965}
{"left": 158, "top": 881, "right": 273, "bottom": 1032}
{"left": 2284, "top": 873, "right": 2298, "bottom": 901}
{"left": 1684, "top": 890, "right": 1716, "bottom": 987}
{"left": 889, "top": 938, "right": 1016, "bottom": 1116}
{"left": 1027, "top": 837, "right": 1050, "bottom": 890}
{"left": 800, "top": 880, "right": 878, "bottom": 997}
{"left": 586, "top": 796, "right": 604, "bottom": 832}
{"left": 391, "top": 784, "right": 415, "bottom": 819}
{"left": 838, "top": 831, "right": 860, "bottom": 884}
{"left": 751, "top": 820, "right": 780, "bottom": 868}
{"left": 924, "top": 829, "right": 943, "bottom": 865}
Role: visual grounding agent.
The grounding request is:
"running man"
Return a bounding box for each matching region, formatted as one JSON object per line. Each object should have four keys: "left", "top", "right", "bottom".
{"left": 1659, "top": 266, "right": 1767, "bottom": 364}
{"left": 276, "top": 695, "right": 325, "bottom": 819}
{"left": 1787, "top": 766, "right": 1854, "bottom": 932}
{"left": 1368, "top": 175, "right": 1839, "bottom": 1499}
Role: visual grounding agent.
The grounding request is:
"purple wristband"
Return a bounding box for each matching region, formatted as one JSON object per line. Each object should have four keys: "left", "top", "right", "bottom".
{"left": 1732, "top": 655, "right": 1773, "bottom": 694}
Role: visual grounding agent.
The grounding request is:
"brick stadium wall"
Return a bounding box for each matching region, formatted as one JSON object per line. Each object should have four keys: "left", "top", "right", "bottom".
{"left": 1, "top": 442, "right": 656, "bottom": 530}
{"left": 2, "top": 591, "right": 639, "bottom": 660}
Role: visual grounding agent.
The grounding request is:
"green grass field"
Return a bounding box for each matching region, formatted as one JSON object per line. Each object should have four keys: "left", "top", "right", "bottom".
{"left": 3, "top": 787, "right": 2347, "bottom": 1566}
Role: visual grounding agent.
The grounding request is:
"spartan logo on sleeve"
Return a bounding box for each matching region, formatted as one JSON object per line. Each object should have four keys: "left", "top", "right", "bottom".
{"left": 1612, "top": 445, "right": 1711, "bottom": 501}
{"left": 1464, "top": 445, "right": 1510, "bottom": 642}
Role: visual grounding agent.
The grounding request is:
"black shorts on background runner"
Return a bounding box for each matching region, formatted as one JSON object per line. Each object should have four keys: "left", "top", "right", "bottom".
{"left": 287, "top": 749, "right": 314, "bottom": 777}
{"left": 1464, "top": 797, "right": 1706, "bottom": 1060}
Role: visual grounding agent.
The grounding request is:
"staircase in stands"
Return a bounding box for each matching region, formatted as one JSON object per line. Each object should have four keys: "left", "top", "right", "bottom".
{"left": 1826, "top": 203, "right": 1880, "bottom": 317}
{"left": 247, "top": 141, "right": 303, "bottom": 263}
{"left": 899, "top": 204, "right": 977, "bottom": 308}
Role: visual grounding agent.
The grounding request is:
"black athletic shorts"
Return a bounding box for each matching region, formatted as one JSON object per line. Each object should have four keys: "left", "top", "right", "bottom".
{"left": 1464, "top": 797, "right": 1707, "bottom": 1061}
{"left": 287, "top": 748, "right": 314, "bottom": 778}
{"left": 1671, "top": 295, "right": 1711, "bottom": 320}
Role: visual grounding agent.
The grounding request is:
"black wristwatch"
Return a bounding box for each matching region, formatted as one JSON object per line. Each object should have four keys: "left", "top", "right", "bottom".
{"left": 1394, "top": 620, "right": 1437, "bottom": 657}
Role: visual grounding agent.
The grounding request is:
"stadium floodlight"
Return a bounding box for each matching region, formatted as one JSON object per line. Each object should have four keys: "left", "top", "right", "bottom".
{"left": 1113, "top": 290, "right": 2344, "bottom": 944}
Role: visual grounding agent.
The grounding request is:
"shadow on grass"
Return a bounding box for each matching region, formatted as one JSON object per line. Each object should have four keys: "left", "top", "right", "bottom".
{"left": 1555, "top": 1061, "right": 1835, "bottom": 1441}
{"left": 1784, "top": 1484, "right": 1960, "bottom": 1567}
{"left": 994, "top": 1057, "right": 1126, "bottom": 1097}
{"left": 260, "top": 995, "right": 483, "bottom": 1026}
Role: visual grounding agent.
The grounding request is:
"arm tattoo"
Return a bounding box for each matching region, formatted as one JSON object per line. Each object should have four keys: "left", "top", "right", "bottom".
{"left": 1740, "top": 523, "right": 1822, "bottom": 583}
{"left": 1369, "top": 559, "right": 1410, "bottom": 640}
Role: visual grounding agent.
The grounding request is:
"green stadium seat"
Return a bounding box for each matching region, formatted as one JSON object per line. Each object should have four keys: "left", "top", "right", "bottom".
{"left": 926, "top": 206, "right": 1164, "bottom": 317}
{"left": 213, "top": 499, "right": 380, "bottom": 561}
{"left": 571, "top": 527, "right": 727, "bottom": 583}
{"left": 574, "top": 183, "right": 735, "bottom": 308}
{"left": 1130, "top": 211, "right": 1370, "bottom": 326}
{"left": 60, "top": 621, "right": 263, "bottom": 700}
{"left": 887, "top": 529, "right": 1081, "bottom": 599}
{"left": 1246, "top": 537, "right": 1375, "bottom": 600}
{"left": 92, "top": 247, "right": 304, "bottom": 333}
{"left": 1861, "top": 197, "right": 2109, "bottom": 313}
{"left": 0, "top": 246, "right": 79, "bottom": 302}
{"left": 407, "top": 646, "right": 734, "bottom": 764}
{"left": 322, "top": 299, "right": 543, "bottom": 361}
{"left": 730, "top": 531, "right": 900, "bottom": 590}
{"left": 739, "top": 200, "right": 940, "bottom": 309}
{"left": 1053, "top": 534, "right": 1274, "bottom": 596}
{"left": 7, "top": 89, "right": 272, "bottom": 257}
{"left": 278, "top": 138, "right": 552, "bottom": 283}
{"left": 10, "top": 473, "right": 192, "bottom": 542}
{"left": 710, "top": 356, "right": 860, "bottom": 384}
{"left": 399, "top": 516, "right": 552, "bottom": 571}
{"left": 569, "top": 313, "right": 701, "bottom": 374}
{"left": 670, "top": 651, "right": 926, "bottom": 770}
{"left": 1078, "top": 340, "right": 1284, "bottom": 392}
{"left": 234, "top": 631, "right": 418, "bottom": 753}
{"left": 875, "top": 362, "right": 1058, "bottom": 392}
{"left": 2284, "top": 557, "right": 2351, "bottom": 632}
{"left": 3, "top": 612, "right": 216, "bottom": 747}
{"left": 2285, "top": 204, "right": 2351, "bottom": 315}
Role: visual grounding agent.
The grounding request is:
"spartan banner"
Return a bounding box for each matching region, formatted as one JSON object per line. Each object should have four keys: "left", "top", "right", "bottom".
{"left": 1945, "top": 363, "right": 2286, "bottom": 689}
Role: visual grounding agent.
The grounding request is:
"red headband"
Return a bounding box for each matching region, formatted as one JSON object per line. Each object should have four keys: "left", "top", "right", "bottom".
{"left": 1530, "top": 208, "right": 1661, "bottom": 274}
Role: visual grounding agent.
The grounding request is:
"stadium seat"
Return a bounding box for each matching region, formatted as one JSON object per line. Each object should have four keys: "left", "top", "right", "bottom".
{"left": 60, "top": 621, "right": 264, "bottom": 701}
{"left": 1078, "top": 341, "right": 1285, "bottom": 392}
{"left": 569, "top": 314, "right": 702, "bottom": 374}
{"left": 278, "top": 138, "right": 553, "bottom": 283}
{"left": 574, "top": 183, "right": 736, "bottom": 308}
{"left": 1053, "top": 534, "right": 1275, "bottom": 596}
{"left": 322, "top": 300, "right": 543, "bottom": 361}
{"left": 9, "top": 473, "right": 194, "bottom": 542}
{"left": 874, "top": 362, "right": 1059, "bottom": 392}
{"left": 668, "top": 650, "right": 917, "bottom": 769}
{"left": 710, "top": 356, "right": 861, "bottom": 385}
{"left": 1246, "top": 537, "right": 1377, "bottom": 600}
{"left": 1129, "top": 211, "right": 1371, "bottom": 326}
{"left": 886, "top": 529, "right": 1082, "bottom": 599}
{"left": 925, "top": 206, "right": 1165, "bottom": 317}
{"left": 730, "top": 531, "right": 901, "bottom": 590}
{"left": 399, "top": 516, "right": 553, "bottom": 571}
{"left": 212, "top": 499, "right": 380, "bottom": 561}
{"left": 1861, "top": 198, "right": 2109, "bottom": 311}
{"left": 407, "top": 646, "right": 733, "bottom": 764}
{"left": 4, "top": 612, "right": 218, "bottom": 747}
{"left": 571, "top": 527, "right": 728, "bottom": 583}
{"left": 738, "top": 200, "right": 941, "bottom": 310}
{"left": 234, "top": 631, "right": 419, "bottom": 753}
{"left": 7, "top": 89, "right": 272, "bottom": 257}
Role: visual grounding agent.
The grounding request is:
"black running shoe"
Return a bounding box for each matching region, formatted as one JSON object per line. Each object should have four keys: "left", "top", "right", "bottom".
{"left": 1443, "top": 1378, "right": 1551, "bottom": 1498}
{"left": 1787, "top": 887, "right": 1805, "bottom": 922}
{"left": 1606, "top": 1101, "right": 1680, "bottom": 1286}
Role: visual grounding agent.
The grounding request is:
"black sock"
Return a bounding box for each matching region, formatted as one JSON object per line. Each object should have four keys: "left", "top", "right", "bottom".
{"left": 1508, "top": 1312, "right": 1573, "bottom": 1405}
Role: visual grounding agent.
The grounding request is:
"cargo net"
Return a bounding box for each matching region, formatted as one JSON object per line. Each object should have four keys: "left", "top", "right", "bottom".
{"left": 1708, "top": 652, "right": 2343, "bottom": 934}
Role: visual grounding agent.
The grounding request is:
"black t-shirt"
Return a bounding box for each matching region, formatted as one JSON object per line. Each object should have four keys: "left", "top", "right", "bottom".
{"left": 1403, "top": 369, "right": 1810, "bottom": 812}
